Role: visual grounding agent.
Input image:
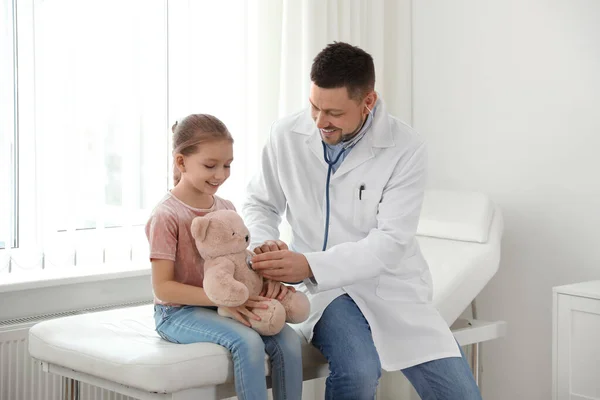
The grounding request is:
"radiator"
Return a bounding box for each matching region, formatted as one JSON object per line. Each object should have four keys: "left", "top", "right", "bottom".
{"left": 0, "top": 301, "right": 151, "bottom": 400}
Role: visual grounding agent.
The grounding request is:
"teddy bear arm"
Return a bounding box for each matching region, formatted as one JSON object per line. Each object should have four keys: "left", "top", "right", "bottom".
{"left": 203, "top": 257, "right": 249, "bottom": 307}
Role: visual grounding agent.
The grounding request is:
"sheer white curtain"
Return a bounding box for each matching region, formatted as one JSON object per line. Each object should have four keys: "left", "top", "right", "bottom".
{"left": 0, "top": 0, "right": 411, "bottom": 278}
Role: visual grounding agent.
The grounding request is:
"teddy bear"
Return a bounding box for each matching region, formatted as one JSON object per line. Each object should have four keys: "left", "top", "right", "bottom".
{"left": 190, "top": 209, "right": 310, "bottom": 336}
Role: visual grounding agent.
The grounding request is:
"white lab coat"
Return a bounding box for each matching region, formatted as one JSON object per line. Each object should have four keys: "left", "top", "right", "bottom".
{"left": 242, "top": 99, "right": 460, "bottom": 371}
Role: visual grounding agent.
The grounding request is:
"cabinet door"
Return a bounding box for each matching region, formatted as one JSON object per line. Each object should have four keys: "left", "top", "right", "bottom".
{"left": 555, "top": 294, "right": 600, "bottom": 400}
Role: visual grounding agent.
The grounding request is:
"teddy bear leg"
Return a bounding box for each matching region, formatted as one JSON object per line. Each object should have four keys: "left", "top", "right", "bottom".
{"left": 280, "top": 290, "right": 310, "bottom": 324}
{"left": 249, "top": 299, "right": 286, "bottom": 336}
{"left": 217, "top": 300, "right": 286, "bottom": 336}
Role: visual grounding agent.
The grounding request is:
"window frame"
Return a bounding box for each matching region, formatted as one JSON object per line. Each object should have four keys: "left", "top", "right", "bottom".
{"left": 0, "top": 0, "right": 18, "bottom": 251}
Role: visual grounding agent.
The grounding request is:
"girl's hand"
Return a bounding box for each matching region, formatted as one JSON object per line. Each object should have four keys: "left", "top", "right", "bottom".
{"left": 260, "top": 280, "right": 296, "bottom": 301}
{"left": 223, "top": 296, "right": 271, "bottom": 327}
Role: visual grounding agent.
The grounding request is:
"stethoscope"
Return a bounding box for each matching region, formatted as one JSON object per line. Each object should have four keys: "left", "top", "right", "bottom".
{"left": 321, "top": 143, "right": 346, "bottom": 250}
{"left": 320, "top": 105, "right": 373, "bottom": 251}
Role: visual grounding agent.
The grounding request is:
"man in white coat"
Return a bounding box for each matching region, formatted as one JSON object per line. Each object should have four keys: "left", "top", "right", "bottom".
{"left": 243, "top": 42, "right": 482, "bottom": 399}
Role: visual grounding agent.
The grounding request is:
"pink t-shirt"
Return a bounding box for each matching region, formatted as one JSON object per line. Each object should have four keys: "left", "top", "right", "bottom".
{"left": 145, "top": 192, "right": 235, "bottom": 304}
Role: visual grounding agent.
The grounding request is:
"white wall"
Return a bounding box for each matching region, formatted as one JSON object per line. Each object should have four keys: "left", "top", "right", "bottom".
{"left": 412, "top": 1, "right": 600, "bottom": 399}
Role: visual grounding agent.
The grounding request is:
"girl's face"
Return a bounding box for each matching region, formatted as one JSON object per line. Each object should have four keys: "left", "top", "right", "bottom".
{"left": 179, "top": 139, "right": 233, "bottom": 196}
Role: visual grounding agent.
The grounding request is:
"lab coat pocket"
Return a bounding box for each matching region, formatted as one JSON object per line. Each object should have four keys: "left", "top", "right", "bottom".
{"left": 353, "top": 188, "right": 380, "bottom": 231}
{"left": 376, "top": 256, "right": 429, "bottom": 303}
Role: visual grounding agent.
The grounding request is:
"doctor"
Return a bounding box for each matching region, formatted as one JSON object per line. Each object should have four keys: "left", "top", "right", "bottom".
{"left": 243, "top": 42, "right": 481, "bottom": 400}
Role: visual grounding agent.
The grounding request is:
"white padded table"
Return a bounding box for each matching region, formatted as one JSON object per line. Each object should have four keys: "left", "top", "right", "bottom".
{"left": 28, "top": 190, "right": 504, "bottom": 398}
{"left": 29, "top": 307, "right": 327, "bottom": 395}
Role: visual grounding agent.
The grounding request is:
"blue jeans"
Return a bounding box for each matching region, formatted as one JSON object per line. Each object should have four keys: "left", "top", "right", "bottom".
{"left": 311, "top": 294, "right": 482, "bottom": 400}
{"left": 154, "top": 304, "right": 303, "bottom": 400}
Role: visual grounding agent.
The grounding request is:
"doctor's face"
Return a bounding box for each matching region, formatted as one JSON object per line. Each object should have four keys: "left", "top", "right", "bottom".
{"left": 309, "top": 84, "right": 376, "bottom": 145}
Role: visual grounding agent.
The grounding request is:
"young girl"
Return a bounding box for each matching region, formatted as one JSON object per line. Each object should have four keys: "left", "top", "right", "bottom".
{"left": 145, "top": 114, "right": 302, "bottom": 400}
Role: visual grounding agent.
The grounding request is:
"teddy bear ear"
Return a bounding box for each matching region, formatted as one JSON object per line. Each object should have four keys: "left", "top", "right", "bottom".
{"left": 190, "top": 216, "right": 211, "bottom": 242}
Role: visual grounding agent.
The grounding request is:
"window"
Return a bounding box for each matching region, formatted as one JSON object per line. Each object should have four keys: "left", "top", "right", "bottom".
{"left": 0, "top": 0, "right": 169, "bottom": 273}
{"left": 0, "top": 0, "right": 260, "bottom": 276}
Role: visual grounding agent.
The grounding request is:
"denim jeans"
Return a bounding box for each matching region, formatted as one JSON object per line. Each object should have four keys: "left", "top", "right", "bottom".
{"left": 311, "top": 294, "right": 482, "bottom": 400}
{"left": 154, "top": 304, "right": 303, "bottom": 400}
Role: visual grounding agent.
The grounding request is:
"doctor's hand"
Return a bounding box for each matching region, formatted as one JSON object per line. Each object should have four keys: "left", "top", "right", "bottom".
{"left": 251, "top": 250, "right": 312, "bottom": 283}
{"left": 253, "top": 240, "right": 288, "bottom": 255}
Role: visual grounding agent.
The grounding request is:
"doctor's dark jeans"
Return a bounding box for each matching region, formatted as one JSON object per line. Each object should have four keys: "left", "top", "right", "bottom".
{"left": 154, "top": 304, "right": 303, "bottom": 400}
{"left": 311, "top": 294, "right": 482, "bottom": 400}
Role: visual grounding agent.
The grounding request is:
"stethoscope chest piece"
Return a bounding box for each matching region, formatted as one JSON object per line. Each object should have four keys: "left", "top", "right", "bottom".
{"left": 246, "top": 254, "right": 254, "bottom": 270}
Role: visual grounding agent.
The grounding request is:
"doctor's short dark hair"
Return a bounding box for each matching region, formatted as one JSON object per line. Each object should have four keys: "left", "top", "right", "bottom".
{"left": 310, "top": 41, "right": 375, "bottom": 101}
